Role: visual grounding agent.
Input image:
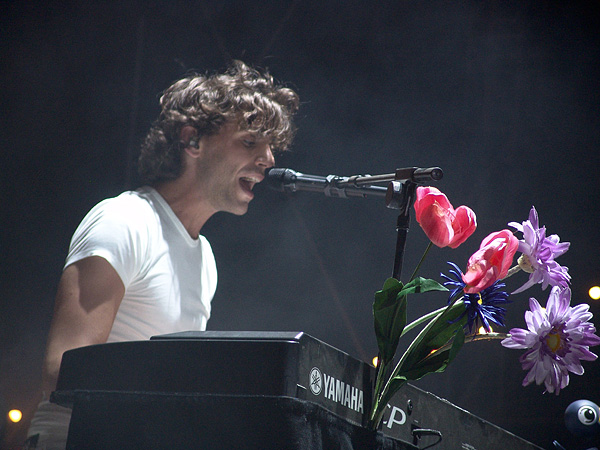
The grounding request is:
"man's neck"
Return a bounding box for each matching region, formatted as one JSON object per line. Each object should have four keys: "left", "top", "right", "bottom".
{"left": 153, "top": 181, "right": 216, "bottom": 239}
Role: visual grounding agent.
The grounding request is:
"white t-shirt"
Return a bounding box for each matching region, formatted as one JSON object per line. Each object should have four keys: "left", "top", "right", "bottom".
{"left": 27, "top": 186, "right": 217, "bottom": 448}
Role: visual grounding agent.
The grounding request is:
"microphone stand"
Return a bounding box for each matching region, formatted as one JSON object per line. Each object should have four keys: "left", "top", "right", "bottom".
{"left": 345, "top": 167, "right": 441, "bottom": 425}
{"left": 337, "top": 167, "right": 442, "bottom": 279}
{"left": 268, "top": 165, "right": 443, "bottom": 280}
{"left": 389, "top": 181, "right": 417, "bottom": 280}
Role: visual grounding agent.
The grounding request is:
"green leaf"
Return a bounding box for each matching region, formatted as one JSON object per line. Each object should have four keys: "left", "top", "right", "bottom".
{"left": 372, "top": 277, "right": 449, "bottom": 364}
{"left": 396, "top": 326, "right": 465, "bottom": 381}
{"left": 373, "top": 278, "right": 406, "bottom": 363}
{"left": 398, "top": 277, "right": 448, "bottom": 297}
{"left": 398, "top": 300, "right": 466, "bottom": 374}
{"left": 376, "top": 312, "right": 467, "bottom": 410}
{"left": 369, "top": 277, "right": 456, "bottom": 429}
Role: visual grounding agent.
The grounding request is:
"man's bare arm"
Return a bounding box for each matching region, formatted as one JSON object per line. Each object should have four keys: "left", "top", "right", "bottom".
{"left": 42, "top": 256, "right": 125, "bottom": 393}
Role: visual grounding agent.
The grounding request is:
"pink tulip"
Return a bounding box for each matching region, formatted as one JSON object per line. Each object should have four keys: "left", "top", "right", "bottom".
{"left": 413, "top": 186, "right": 477, "bottom": 249}
{"left": 462, "top": 229, "right": 519, "bottom": 293}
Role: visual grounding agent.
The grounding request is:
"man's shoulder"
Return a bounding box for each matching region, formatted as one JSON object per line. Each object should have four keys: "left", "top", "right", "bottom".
{"left": 77, "top": 189, "right": 160, "bottom": 236}
{"left": 94, "top": 188, "right": 157, "bottom": 217}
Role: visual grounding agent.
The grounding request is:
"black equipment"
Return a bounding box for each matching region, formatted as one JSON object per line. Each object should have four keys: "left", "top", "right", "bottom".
{"left": 52, "top": 331, "right": 544, "bottom": 450}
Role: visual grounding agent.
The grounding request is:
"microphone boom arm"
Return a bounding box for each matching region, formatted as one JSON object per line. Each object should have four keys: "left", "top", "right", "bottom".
{"left": 266, "top": 167, "right": 443, "bottom": 201}
{"left": 336, "top": 167, "right": 443, "bottom": 187}
{"left": 265, "top": 165, "right": 444, "bottom": 281}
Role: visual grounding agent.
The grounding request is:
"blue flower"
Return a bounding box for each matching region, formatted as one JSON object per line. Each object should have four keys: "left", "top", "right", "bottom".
{"left": 441, "top": 262, "right": 511, "bottom": 333}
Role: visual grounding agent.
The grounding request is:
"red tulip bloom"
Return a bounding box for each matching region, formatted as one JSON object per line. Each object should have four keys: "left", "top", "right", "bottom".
{"left": 462, "top": 229, "right": 519, "bottom": 294}
{"left": 413, "top": 186, "right": 477, "bottom": 249}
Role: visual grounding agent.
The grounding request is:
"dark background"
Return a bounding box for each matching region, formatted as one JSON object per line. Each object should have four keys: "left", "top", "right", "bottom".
{"left": 1, "top": 1, "right": 599, "bottom": 449}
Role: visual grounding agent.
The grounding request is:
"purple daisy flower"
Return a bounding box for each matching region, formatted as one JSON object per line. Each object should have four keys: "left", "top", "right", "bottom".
{"left": 508, "top": 206, "right": 570, "bottom": 294}
{"left": 441, "top": 262, "right": 511, "bottom": 333}
{"left": 501, "top": 286, "right": 600, "bottom": 394}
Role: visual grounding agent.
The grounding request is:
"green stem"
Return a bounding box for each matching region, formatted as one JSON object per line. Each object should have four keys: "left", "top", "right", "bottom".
{"left": 369, "top": 355, "right": 390, "bottom": 428}
{"left": 401, "top": 288, "right": 464, "bottom": 338}
{"left": 368, "top": 378, "right": 407, "bottom": 429}
{"left": 409, "top": 241, "right": 434, "bottom": 282}
{"left": 369, "top": 289, "right": 465, "bottom": 428}
{"left": 504, "top": 265, "right": 521, "bottom": 279}
{"left": 400, "top": 302, "right": 462, "bottom": 337}
{"left": 421, "top": 332, "right": 508, "bottom": 360}
{"left": 370, "top": 308, "right": 442, "bottom": 426}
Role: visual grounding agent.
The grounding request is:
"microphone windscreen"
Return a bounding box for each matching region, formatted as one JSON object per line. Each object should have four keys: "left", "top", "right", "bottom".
{"left": 265, "top": 168, "right": 294, "bottom": 191}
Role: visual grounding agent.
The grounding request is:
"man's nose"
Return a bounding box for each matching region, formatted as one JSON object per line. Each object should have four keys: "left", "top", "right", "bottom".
{"left": 256, "top": 144, "right": 275, "bottom": 169}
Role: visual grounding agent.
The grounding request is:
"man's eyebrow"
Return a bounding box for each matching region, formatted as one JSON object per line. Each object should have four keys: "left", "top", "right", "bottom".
{"left": 241, "top": 131, "right": 269, "bottom": 141}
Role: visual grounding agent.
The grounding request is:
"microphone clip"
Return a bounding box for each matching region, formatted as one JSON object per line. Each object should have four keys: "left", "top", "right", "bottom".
{"left": 324, "top": 175, "right": 349, "bottom": 199}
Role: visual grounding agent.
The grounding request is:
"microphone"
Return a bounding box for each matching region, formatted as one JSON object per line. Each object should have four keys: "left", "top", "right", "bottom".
{"left": 265, "top": 167, "right": 443, "bottom": 200}
{"left": 266, "top": 168, "right": 328, "bottom": 192}
{"left": 265, "top": 167, "right": 388, "bottom": 199}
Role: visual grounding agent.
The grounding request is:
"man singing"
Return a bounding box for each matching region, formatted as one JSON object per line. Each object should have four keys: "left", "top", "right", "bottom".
{"left": 26, "top": 60, "right": 299, "bottom": 449}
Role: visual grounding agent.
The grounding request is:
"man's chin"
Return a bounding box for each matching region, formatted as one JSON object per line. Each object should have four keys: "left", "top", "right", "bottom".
{"left": 227, "top": 202, "right": 250, "bottom": 216}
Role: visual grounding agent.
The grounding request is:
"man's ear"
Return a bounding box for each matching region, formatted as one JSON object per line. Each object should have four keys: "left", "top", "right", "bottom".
{"left": 180, "top": 126, "right": 201, "bottom": 156}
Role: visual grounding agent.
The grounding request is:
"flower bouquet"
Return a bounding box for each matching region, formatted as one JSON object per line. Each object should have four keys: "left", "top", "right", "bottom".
{"left": 368, "top": 186, "right": 600, "bottom": 430}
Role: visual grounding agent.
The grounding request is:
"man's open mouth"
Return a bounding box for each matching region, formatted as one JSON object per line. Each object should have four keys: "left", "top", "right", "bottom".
{"left": 239, "top": 176, "right": 262, "bottom": 195}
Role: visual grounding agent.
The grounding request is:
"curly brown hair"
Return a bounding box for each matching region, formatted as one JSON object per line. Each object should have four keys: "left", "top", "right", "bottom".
{"left": 138, "top": 60, "right": 300, "bottom": 185}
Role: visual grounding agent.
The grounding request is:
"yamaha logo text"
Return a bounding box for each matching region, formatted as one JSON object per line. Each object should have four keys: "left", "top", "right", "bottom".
{"left": 308, "top": 367, "right": 364, "bottom": 413}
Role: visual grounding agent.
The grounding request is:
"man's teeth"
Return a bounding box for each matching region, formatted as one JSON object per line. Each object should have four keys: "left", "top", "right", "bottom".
{"left": 240, "top": 176, "right": 260, "bottom": 192}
